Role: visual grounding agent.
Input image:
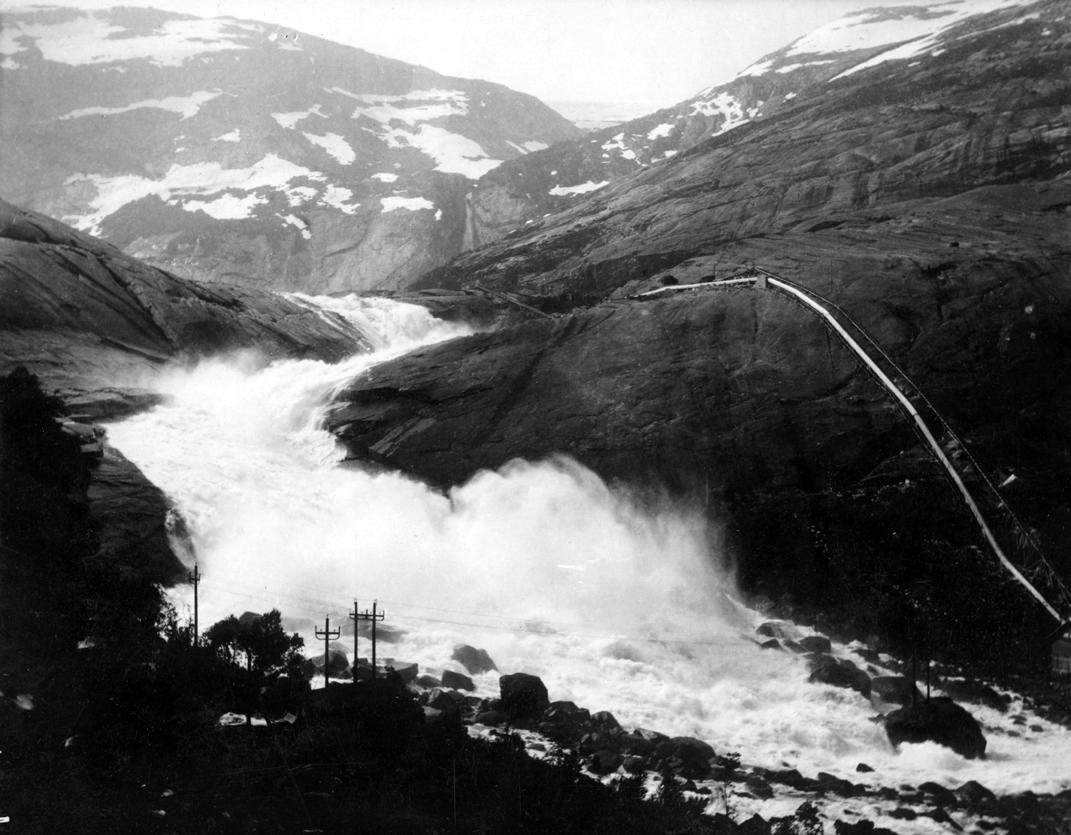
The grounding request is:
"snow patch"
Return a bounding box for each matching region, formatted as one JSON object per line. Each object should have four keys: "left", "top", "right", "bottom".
{"left": 59, "top": 90, "right": 222, "bottom": 121}
{"left": 0, "top": 13, "right": 254, "bottom": 66}
{"left": 302, "top": 132, "right": 356, "bottom": 165}
{"left": 381, "top": 124, "right": 502, "bottom": 179}
{"left": 737, "top": 58, "right": 774, "bottom": 78}
{"left": 272, "top": 111, "right": 309, "bottom": 129}
{"left": 333, "top": 87, "right": 468, "bottom": 124}
{"left": 212, "top": 129, "right": 241, "bottom": 143}
{"left": 647, "top": 122, "right": 675, "bottom": 140}
{"left": 371, "top": 172, "right": 398, "bottom": 183}
{"left": 790, "top": 0, "right": 1026, "bottom": 78}
{"left": 320, "top": 186, "right": 360, "bottom": 214}
{"left": 690, "top": 92, "right": 755, "bottom": 135}
{"left": 380, "top": 195, "right": 434, "bottom": 212}
{"left": 775, "top": 60, "right": 834, "bottom": 73}
{"left": 184, "top": 192, "right": 266, "bottom": 220}
{"left": 549, "top": 180, "right": 608, "bottom": 197}
{"left": 288, "top": 186, "right": 318, "bottom": 207}
{"left": 522, "top": 140, "right": 549, "bottom": 152}
{"left": 282, "top": 213, "right": 311, "bottom": 239}
{"left": 63, "top": 154, "right": 324, "bottom": 233}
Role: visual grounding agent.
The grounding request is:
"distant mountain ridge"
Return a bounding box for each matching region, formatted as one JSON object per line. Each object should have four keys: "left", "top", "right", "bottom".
{"left": 462, "top": 0, "right": 1052, "bottom": 249}
{"left": 0, "top": 5, "right": 581, "bottom": 293}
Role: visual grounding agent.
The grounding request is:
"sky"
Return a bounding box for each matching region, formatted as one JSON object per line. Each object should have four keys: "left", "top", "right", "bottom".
{"left": 9, "top": 0, "right": 949, "bottom": 110}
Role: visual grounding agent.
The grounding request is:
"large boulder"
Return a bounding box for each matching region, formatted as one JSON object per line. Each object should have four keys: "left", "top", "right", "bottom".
{"left": 499, "top": 672, "right": 550, "bottom": 722}
{"left": 808, "top": 654, "right": 871, "bottom": 699}
{"left": 871, "top": 675, "right": 923, "bottom": 707}
{"left": 798, "top": 635, "right": 833, "bottom": 654}
{"left": 884, "top": 697, "right": 987, "bottom": 760}
{"left": 653, "top": 736, "right": 716, "bottom": 779}
{"left": 303, "top": 647, "right": 351, "bottom": 677}
{"left": 539, "top": 700, "right": 592, "bottom": 742}
{"left": 452, "top": 645, "right": 498, "bottom": 675}
{"left": 441, "top": 670, "right": 475, "bottom": 692}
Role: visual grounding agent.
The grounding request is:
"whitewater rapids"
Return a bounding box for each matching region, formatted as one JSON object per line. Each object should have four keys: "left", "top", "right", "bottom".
{"left": 104, "top": 295, "right": 1071, "bottom": 827}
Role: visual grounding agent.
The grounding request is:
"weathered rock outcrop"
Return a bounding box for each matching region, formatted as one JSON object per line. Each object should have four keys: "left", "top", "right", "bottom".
{"left": 884, "top": 697, "right": 987, "bottom": 759}
{"left": 88, "top": 444, "right": 186, "bottom": 584}
{"left": 0, "top": 368, "right": 185, "bottom": 592}
{"left": 0, "top": 199, "right": 368, "bottom": 405}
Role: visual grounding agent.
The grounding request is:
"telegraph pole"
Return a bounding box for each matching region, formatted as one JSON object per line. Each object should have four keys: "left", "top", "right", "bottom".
{"left": 314, "top": 615, "right": 341, "bottom": 683}
{"left": 351, "top": 600, "right": 385, "bottom": 679}
{"left": 187, "top": 564, "right": 200, "bottom": 644}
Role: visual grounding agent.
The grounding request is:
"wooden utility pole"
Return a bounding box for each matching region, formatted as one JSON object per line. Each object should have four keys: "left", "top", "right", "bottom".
{"left": 188, "top": 564, "right": 200, "bottom": 644}
{"left": 314, "top": 616, "right": 341, "bottom": 683}
{"left": 351, "top": 600, "right": 385, "bottom": 679}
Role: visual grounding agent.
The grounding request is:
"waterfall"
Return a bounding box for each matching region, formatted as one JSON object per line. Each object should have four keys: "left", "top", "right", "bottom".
{"left": 103, "top": 294, "right": 1071, "bottom": 818}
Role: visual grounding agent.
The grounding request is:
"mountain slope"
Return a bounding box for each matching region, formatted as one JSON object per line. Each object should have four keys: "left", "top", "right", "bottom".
{"left": 0, "top": 6, "right": 581, "bottom": 293}
{"left": 424, "top": 0, "right": 1069, "bottom": 301}
{"left": 463, "top": 0, "right": 1060, "bottom": 249}
{"left": 0, "top": 198, "right": 367, "bottom": 415}
{"left": 328, "top": 0, "right": 1071, "bottom": 662}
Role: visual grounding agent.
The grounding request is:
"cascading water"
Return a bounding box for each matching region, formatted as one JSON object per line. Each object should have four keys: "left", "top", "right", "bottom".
{"left": 104, "top": 295, "right": 1071, "bottom": 829}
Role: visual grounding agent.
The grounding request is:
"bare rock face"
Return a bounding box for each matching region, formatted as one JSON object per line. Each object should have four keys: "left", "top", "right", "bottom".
{"left": 0, "top": 199, "right": 368, "bottom": 403}
{"left": 87, "top": 444, "right": 187, "bottom": 584}
{"left": 327, "top": 288, "right": 906, "bottom": 495}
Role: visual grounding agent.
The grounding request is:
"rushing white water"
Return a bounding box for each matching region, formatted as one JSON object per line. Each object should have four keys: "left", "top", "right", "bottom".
{"left": 104, "top": 295, "right": 1071, "bottom": 830}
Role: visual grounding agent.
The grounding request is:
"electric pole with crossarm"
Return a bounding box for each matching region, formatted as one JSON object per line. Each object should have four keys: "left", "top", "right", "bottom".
{"left": 314, "top": 615, "right": 341, "bottom": 683}
{"left": 188, "top": 563, "right": 200, "bottom": 644}
{"left": 349, "top": 600, "right": 385, "bottom": 680}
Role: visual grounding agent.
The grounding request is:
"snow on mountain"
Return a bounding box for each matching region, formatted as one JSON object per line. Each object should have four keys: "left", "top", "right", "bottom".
{"left": 0, "top": 6, "right": 581, "bottom": 292}
{"left": 466, "top": 0, "right": 1055, "bottom": 248}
